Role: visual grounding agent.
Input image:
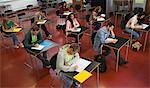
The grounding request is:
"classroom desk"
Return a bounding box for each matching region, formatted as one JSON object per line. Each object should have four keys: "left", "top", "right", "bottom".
{"left": 101, "top": 36, "right": 130, "bottom": 72}
{"left": 25, "top": 40, "right": 58, "bottom": 79}
{"left": 61, "top": 59, "right": 100, "bottom": 88}
{"left": 134, "top": 26, "right": 150, "bottom": 51}
{"left": 69, "top": 26, "right": 88, "bottom": 44}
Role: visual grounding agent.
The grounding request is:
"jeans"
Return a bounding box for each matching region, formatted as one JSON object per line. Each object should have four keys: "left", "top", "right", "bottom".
{"left": 11, "top": 33, "right": 19, "bottom": 45}
{"left": 60, "top": 72, "right": 80, "bottom": 88}
{"left": 125, "top": 28, "right": 140, "bottom": 38}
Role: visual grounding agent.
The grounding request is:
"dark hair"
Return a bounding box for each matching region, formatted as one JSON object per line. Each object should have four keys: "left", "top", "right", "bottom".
{"left": 67, "top": 13, "right": 74, "bottom": 27}
{"left": 69, "top": 43, "right": 79, "bottom": 52}
{"left": 107, "top": 21, "right": 115, "bottom": 27}
{"left": 31, "top": 24, "right": 40, "bottom": 31}
{"left": 137, "top": 12, "right": 145, "bottom": 17}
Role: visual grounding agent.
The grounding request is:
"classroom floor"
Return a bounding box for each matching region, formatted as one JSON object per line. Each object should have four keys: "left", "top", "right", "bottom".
{"left": 0, "top": 8, "right": 150, "bottom": 88}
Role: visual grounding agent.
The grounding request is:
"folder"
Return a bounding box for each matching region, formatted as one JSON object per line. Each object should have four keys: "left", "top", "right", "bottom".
{"left": 73, "top": 70, "right": 92, "bottom": 83}
{"left": 12, "top": 27, "right": 22, "bottom": 32}
{"left": 40, "top": 40, "right": 53, "bottom": 46}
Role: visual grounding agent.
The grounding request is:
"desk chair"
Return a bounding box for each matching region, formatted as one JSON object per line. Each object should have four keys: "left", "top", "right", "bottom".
{"left": 49, "top": 53, "right": 63, "bottom": 88}
{"left": 26, "top": 5, "right": 33, "bottom": 10}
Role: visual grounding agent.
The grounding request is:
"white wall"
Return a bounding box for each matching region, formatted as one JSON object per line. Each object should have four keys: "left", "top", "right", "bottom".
{"left": 0, "top": 0, "right": 38, "bottom": 11}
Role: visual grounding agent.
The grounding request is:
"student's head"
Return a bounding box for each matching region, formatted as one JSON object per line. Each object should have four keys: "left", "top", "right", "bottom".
{"left": 62, "top": 1, "right": 67, "bottom": 7}
{"left": 67, "top": 43, "right": 79, "bottom": 55}
{"left": 107, "top": 22, "right": 115, "bottom": 31}
{"left": 31, "top": 25, "right": 40, "bottom": 35}
{"left": 94, "top": 6, "right": 102, "bottom": 13}
{"left": 137, "top": 12, "right": 145, "bottom": 19}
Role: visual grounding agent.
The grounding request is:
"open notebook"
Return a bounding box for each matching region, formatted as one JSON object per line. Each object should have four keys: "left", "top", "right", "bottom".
{"left": 31, "top": 40, "right": 54, "bottom": 50}
{"left": 142, "top": 24, "right": 149, "bottom": 29}
{"left": 72, "top": 28, "right": 81, "bottom": 32}
{"left": 97, "top": 17, "right": 105, "bottom": 22}
{"left": 71, "top": 58, "right": 91, "bottom": 72}
{"left": 37, "top": 20, "right": 47, "bottom": 24}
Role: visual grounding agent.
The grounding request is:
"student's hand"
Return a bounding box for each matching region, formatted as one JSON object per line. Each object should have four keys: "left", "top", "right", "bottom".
{"left": 112, "top": 39, "right": 118, "bottom": 43}
{"left": 73, "top": 65, "right": 78, "bottom": 70}
{"left": 34, "top": 44, "right": 39, "bottom": 47}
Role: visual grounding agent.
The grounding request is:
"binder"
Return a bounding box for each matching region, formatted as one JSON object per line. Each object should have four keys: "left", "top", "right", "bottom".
{"left": 73, "top": 70, "right": 92, "bottom": 83}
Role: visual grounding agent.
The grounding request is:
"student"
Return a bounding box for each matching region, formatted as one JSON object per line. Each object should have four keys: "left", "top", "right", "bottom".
{"left": 31, "top": 11, "right": 52, "bottom": 39}
{"left": 94, "top": 22, "right": 128, "bottom": 65}
{"left": 89, "top": 6, "right": 102, "bottom": 30}
{"left": 125, "top": 12, "right": 145, "bottom": 38}
{"left": 66, "top": 13, "right": 83, "bottom": 43}
{"left": 23, "top": 24, "right": 50, "bottom": 67}
{"left": 1, "top": 15, "right": 24, "bottom": 48}
{"left": 56, "top": 43, "right": 80, "bottom": 88}
{"left": 59, "top": 1, "right": 69, "bottom": 14}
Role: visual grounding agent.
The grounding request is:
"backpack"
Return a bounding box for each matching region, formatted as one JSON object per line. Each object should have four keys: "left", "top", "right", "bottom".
{"left": 50, "top": 53, "right": 58, "bottom": 70}
{"left": 94, "top": 54, "right": 107, "bottom": 73}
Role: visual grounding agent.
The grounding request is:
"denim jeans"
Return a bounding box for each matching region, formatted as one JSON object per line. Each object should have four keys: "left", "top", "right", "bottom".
{"left": 11, "top": 33, "right": 19, "bottom": 45}
{"left": 59, "top": 72, "right": 80, "bottom": 88}
{"left": 125, "top": 28, "right": 140, "bottom": 38}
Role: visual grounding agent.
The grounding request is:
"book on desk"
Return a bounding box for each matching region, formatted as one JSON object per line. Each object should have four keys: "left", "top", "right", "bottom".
{"left": 37, "top": 20, "right": 47, "bottom": 24}
{"left": 4, "top": 27, "right": 22, "bottom": 33}
{"left": 31, "top": 40, "right": 54, "bottom": 50}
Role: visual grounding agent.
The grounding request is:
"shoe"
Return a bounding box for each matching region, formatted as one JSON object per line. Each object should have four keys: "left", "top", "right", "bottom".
{"left": 19, "top": 43, "right": 24, "bottom": 48}
{"left": 118, "top": 60, "right": 128, "bottom": 66}
{"left": 47, "top": 35, "right": 52, "bottom": 39}
{"left": 13, "top": 45, "right": 19, "bottom": 48}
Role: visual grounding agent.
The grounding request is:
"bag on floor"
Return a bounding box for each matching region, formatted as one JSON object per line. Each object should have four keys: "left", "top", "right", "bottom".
{"left": 94, "top": 54, "right": 107, "bottom": 73}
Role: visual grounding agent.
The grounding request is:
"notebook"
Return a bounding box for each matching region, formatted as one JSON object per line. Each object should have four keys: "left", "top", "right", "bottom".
{"left": 63, "top": 12, "right": 72, "bottom": 15}
{"left": 40, "top": 40, "right": 54, "bottom": 46}
{"left": 37, "top": 20, "right": 47, "bottom": 24}
{"left": 142, "top": 24, "right": 149, "bottom": 29}
{"left": 73, "top": 70, "right": 92, "bottom": 83}
{"left": 72, "top": 28, "right": 81, "bottom": 32}
{"left": 97, "top": 17, "right": 105, "bottom": 22}
{"left": 12, "top": 27, "right": 22, "bottom": 32}
{"left": 71, "top": 58, "right": 91, "bottom": 72}
{"left": 31, "top": 45, "right": 45, "bottom": 50}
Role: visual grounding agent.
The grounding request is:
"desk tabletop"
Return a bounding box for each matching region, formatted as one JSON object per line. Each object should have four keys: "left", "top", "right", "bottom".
{"left": 63, "top": 60, "right": 100, "bottom": 78}
{"left": 104, "top": 36, "right": 129, "bottom": 49}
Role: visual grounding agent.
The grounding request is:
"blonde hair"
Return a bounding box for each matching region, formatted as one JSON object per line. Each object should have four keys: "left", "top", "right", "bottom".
{"left": 93, "top": 6, "right": 102, "bottom": 13}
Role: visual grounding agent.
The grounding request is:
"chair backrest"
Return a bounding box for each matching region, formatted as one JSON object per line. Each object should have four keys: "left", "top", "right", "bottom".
{"left": 50, "top": 53, "right": 58, "bottom": 70}
{"left": 17, "top": 13, "right": 26, "bottom": 19}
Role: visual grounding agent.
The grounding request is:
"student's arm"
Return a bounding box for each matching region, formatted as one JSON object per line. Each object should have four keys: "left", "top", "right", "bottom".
{"left": 57, "top": 51, "right": 76, "bottom": 72}
{"left": 74, "top": 19, "right": 80, "bottom": 28}
{"left": 36, "top": 32, "right": 43, "bottom": 44}
{"left": 110, "top": 30, "right": 115, "bottom": 38}
{"left": 97, "top": 30, "right": 106, "bottom": 44}
{"left": 131, "top": 20, "right": 143, "bottom": 29}
{"left": 24, "top": 32, "right": 34, "bottom": 49}
{"left": 69, "top": 53, "right": 80, "bottom": 65}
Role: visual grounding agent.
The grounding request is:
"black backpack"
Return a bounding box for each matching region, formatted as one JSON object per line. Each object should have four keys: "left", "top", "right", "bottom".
{"left": 94, "top": 54, "right": 107, "bottom": 73}
{"left": 50, "top": 53, "right": 58, "bottom": 70}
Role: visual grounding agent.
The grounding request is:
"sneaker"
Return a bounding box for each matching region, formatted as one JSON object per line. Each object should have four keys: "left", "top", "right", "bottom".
{"left": 47, "top": 35, "right": 52, "bottom": 39}
{"left": 19, "top": 43, "right": 24, "bottom": 48}
{"left": 118, "top": 60, "right": 128, "bottom": 66}
{"left": 13, "top": 45, "right": 19, "bottom": 48}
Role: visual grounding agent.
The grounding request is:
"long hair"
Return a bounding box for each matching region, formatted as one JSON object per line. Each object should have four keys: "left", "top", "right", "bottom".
{"left": 67, "top": 13, "right": 74, "bottom": 27}
{"left": 2, "top": 19, "right": 9, "bottom": 30}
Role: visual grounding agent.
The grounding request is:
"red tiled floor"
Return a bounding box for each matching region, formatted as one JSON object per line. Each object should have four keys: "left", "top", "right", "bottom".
{"left": 0, "top": 8, "right": 149, "bottom": 88}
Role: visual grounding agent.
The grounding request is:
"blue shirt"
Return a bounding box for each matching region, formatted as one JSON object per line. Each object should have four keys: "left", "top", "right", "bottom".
{"left": 93, "top": 26, "right": 115, "bottom": 52}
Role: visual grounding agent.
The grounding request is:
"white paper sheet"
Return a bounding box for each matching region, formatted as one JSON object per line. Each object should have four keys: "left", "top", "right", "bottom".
{"left": 63, "top": 12, "right": 72, "bottom": 16}
{"left": 72, "top": 58, "right": 91, "bottom": 72}
{"left": 31, "top": 45, "right": 45, "bottom": 50}
{"left": 97, "top": 17, "right": 105, "bottom": 21}
{"left": 72, "top": 28, "right": 81, "bottom": 32}
{"left": 142, "top": 24, "right": 149, "bottom": 29}
{"left": 37, "top": 20, "right": 47, "bottom": 24}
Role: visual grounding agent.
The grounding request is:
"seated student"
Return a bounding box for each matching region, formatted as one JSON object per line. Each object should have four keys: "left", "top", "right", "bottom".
{"left": 59, "top": 1, "right": 69, "bottom": 14}
{"left": 94, "top": 22, "right": 128, "bottom": 65}
{"left": 56, "top": 43, "right": 80, "bottom": 88}
{"left": 89, "top": 6, "right": 102, "bottom": 30}
{"left": 125, "top": 12, "right": 145, "bottom": 38}
{"left": 66, "top": 13, "right": 83, "bottom": 43}
{"left": 31, "top": 10, "right": 52, "bottom": 39}
{"left": 23, "top": 25, "right": 50, "bottom": 67}
{"left": 1, "top": 14, "right": 24, "bottom": 48}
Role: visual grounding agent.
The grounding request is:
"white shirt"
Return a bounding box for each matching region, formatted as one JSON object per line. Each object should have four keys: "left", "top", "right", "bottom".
{"left": 126, "top": 15, "right": 138, "bottom": 28}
